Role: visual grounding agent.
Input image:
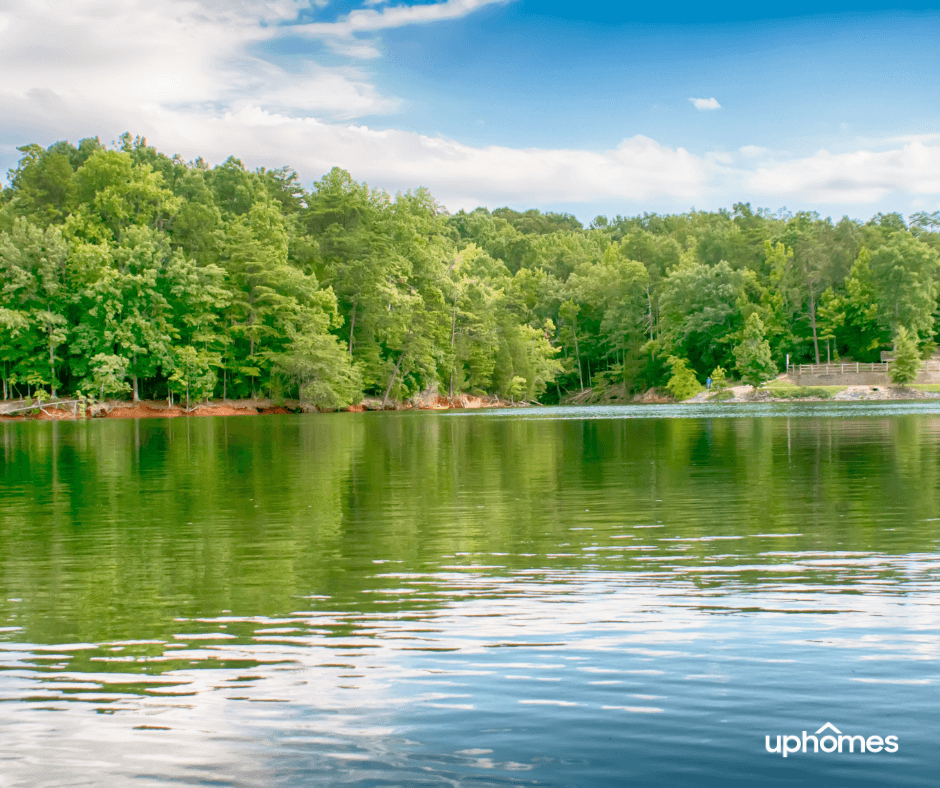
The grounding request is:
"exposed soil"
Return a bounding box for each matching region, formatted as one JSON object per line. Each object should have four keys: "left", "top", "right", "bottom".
{"left": 103, "top": 401, "right": 263, "bottom": 419}
{"left": 0, "top": 393, "right": 524, "bottom": 422}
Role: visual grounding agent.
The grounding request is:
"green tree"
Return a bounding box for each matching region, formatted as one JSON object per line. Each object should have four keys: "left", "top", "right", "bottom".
{"left": 273, "top": 333, "right": 362, "bottom": 410}
{"left": 658, "top": 259, "right": 753, "bottom": 376}
{"left": 665, "top": 356, "right": 702, "bottom": 400}
{"left": 710, "top": 366, "right": 728, "bottom": 390}
{"left": 168, "top": 345, "right": 218, "bottom": 408}
{"left": 870, "top": 233, "right": 940, "bottom": 341}
{"left": 86, "top": 353, "right": 131, "bottom": 399}
{"left": 889, "top": 326, "right": 921, "bottom": 386}
{"left": 733, "top": 313, "right": 777, "bottom": 385}
{"left": 0, "top": 218, "right": 70, "bottom": 397}
{"left": 841, "top": 248, "right": 885, "bottom": 361}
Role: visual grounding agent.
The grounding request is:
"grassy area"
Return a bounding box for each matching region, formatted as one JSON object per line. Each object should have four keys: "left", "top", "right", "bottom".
{"left": 760, "top": 381, "right": 846, "bottom": 398}
{"left": 762, "top": 381, "right": 846, "bottom": 396}
{"left": 909, "top": 384, "right": 940, "bottom": 393}
{"left": 708, "top": 390, "right": 735, "bottom": 402}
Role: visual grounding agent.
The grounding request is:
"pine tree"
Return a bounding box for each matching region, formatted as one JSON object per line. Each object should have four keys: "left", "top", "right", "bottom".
{"left": 710, "top": 366, "right": 728, "bottom": 390}
{"left": 665, "top": 356, "right": 702, "bottom": 400}
{"left": 733, "top": 313, "right": 777, "bottom": 386}
{"left": 889, "top": 326, "right": 921, "bottom": 386}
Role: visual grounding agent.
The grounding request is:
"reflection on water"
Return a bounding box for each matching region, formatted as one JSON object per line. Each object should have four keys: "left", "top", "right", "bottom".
{"left": 1, "top": 405, "right": 939, "bottom": 786}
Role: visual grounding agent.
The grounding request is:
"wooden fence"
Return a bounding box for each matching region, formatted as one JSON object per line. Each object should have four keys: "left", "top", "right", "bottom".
{"left": 788, "top": 360, "right": 940, "bottom": 375}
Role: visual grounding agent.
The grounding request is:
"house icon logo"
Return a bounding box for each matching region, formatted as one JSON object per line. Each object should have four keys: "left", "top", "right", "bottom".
{"left": 766, "top": 722, "right": 899, "bottom": 757}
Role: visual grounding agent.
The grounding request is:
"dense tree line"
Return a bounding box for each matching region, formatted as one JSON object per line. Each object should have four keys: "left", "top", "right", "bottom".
{"left": 2, "top": 134, "right": 940, "bottom": 406}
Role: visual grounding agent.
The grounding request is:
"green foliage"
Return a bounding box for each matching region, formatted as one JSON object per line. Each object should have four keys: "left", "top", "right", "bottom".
{"left": 889, "top": 326, "right": 922, "bottom": 386}
{"left": 273, "top": 333, "right": 362, "bottom": 410}
{"left": 6, "top": 134, "right": 940, "bottom": 408}
{"left": 733, "top": 313, "right": 777, "bottom": 386}
{"left": 765, "top": 386, "right": 836, "bottom": 399}
{"left": 169, "top": 346, "right": 218, "bottom": 408}
{"left": 710, "top": 366, "right": 728, "bottom": 390}
{"left": 87, "top": 353, "right": 131, "bottom": 399}
{"left": 870, "top": 235, "right": 940, "bottom": 340}
{"left": 665, "top": 356, "right": 702, "bottom": 401}
{"left": 657, "top": 259, "right": 753, "bottom": 376}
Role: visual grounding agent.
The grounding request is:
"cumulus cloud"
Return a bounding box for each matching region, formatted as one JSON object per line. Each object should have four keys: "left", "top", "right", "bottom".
{"left": 0, "top": 0, "right": 397, "bottom": 120}
{"left": 202, "top": 113, "right": 710, "bottom": 208}
{"left": 689, "top": 97, "right": 721, "bottom": 111}
{"left": 748, "top": 140, "right": 940, "bottom": 203}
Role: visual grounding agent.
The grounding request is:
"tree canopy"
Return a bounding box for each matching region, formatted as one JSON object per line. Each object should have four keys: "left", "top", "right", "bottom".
{"left": 3, "top": 135, "right": 940, "bottom": 405}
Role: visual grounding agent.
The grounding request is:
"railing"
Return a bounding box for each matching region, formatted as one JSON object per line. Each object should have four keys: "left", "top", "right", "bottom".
{"left": 788, "top": 360, "right": 940, "bottom": 375}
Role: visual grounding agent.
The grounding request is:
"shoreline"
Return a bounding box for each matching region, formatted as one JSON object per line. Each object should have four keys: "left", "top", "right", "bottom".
{"left": 0, "top": 394, "right": 523, "bottom": 422}
{"left": 4, "top": 385, "right": 940, "bottom": 423}
{"left": 685, "top": 383, "right": 940, "bottom": 404}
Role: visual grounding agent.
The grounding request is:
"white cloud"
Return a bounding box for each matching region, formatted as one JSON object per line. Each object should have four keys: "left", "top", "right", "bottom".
{"left": 291, "top": 0, "right": 514, "bottom": 38}
{"left": 0, "top": 0, "right": 397, "bottom": 120}
{"left": 747, "top": 140, "right": 940, "bottom": 203}
{"left": 3, "top": 1, "right": 940, "bottom": 216}
{"left": 689, "top": 97, "right": 721, "bottom": 111}
{"left": 130, "top": 107, "right": 710, "bottom": 209}
{"left": 288, "top": 0, "right": 515, "bottom": 59}
{"left": 326, "top": 39, "right": 384, "bottom": 59}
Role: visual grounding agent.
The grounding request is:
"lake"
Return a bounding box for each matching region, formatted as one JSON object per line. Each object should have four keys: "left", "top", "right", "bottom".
{"left": 1, "top": 404, "right": 939, "bottom": 787}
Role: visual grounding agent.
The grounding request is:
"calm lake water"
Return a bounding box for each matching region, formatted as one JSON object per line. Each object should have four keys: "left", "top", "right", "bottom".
{"left": 2, "top": 404, "right": 939, "bottom": 787}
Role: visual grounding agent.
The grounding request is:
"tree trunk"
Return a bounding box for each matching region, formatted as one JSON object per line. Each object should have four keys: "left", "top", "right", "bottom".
{"left": 647, "top": 287, "right": 654, "bottom": 341}
{"left": 383, "top": 352, "right": 406, "bottom": 407}
{"left": 573, "top": 328, "right": 584, "bottom": 390}
{"left": 2, "top": 375, "right": 6, "bottom": 401}
{"left": 223, "top": 367, "right": 227, "bottom": 401}
{"left": 48, "top": 330, "right": 56, "bottom": 399}
{"left": 449, "top": 295, "right": 458, "bottom": 398}
{"left": 132, "top": 374, "right": 139, "bottom": 402}
{"left": 348, "top": 302, "right": 357, "bottom": 357}
{"left": 249, "top": 337, "right": 256, "bottom": 398}
{"left": 809, "top": 289, "right": 820, "bottom": 364}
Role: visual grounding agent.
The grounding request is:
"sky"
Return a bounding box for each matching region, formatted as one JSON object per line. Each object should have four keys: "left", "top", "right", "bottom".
{"left": 2, "top": 0, "right": 940, "bottom": 222}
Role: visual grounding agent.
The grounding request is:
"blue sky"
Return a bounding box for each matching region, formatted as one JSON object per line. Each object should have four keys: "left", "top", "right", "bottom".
{"left": 2, "top": 1, "right": 940, "bottom": 222}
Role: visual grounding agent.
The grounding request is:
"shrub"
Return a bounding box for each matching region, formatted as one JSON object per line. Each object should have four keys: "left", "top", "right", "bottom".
{"left": 889, "top": 326, "right": 921, "bottom": 386}
{"left": 769, "top": 387, "right": 834, "bottom": 399}
{"left": 665, "top": 356, "right": 702, "bottom": 401}
{"left": 710, "top": 366, "right": 728, "bottom": 391}
{"left": 733, "top": 314, "right": 777, "bottom": 385}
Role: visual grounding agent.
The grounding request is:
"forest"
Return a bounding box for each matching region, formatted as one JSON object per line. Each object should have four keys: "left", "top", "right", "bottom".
{"left": 2, "top": 133, "right": 940, "bottom": 408}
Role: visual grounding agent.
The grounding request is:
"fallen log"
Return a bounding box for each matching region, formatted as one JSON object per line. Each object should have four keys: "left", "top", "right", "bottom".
{"left": 1, "top": 399, "right": 85, "bottom": 416}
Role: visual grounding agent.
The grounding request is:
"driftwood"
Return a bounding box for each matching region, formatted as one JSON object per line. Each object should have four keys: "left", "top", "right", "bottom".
{"left": 1, "top": 399, "right": 86, "bottom": 416}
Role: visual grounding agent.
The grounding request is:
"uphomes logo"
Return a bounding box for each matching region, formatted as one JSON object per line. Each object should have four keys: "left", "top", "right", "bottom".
{"left": 766, "top": 723, "right": 899, "bottom": 757}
